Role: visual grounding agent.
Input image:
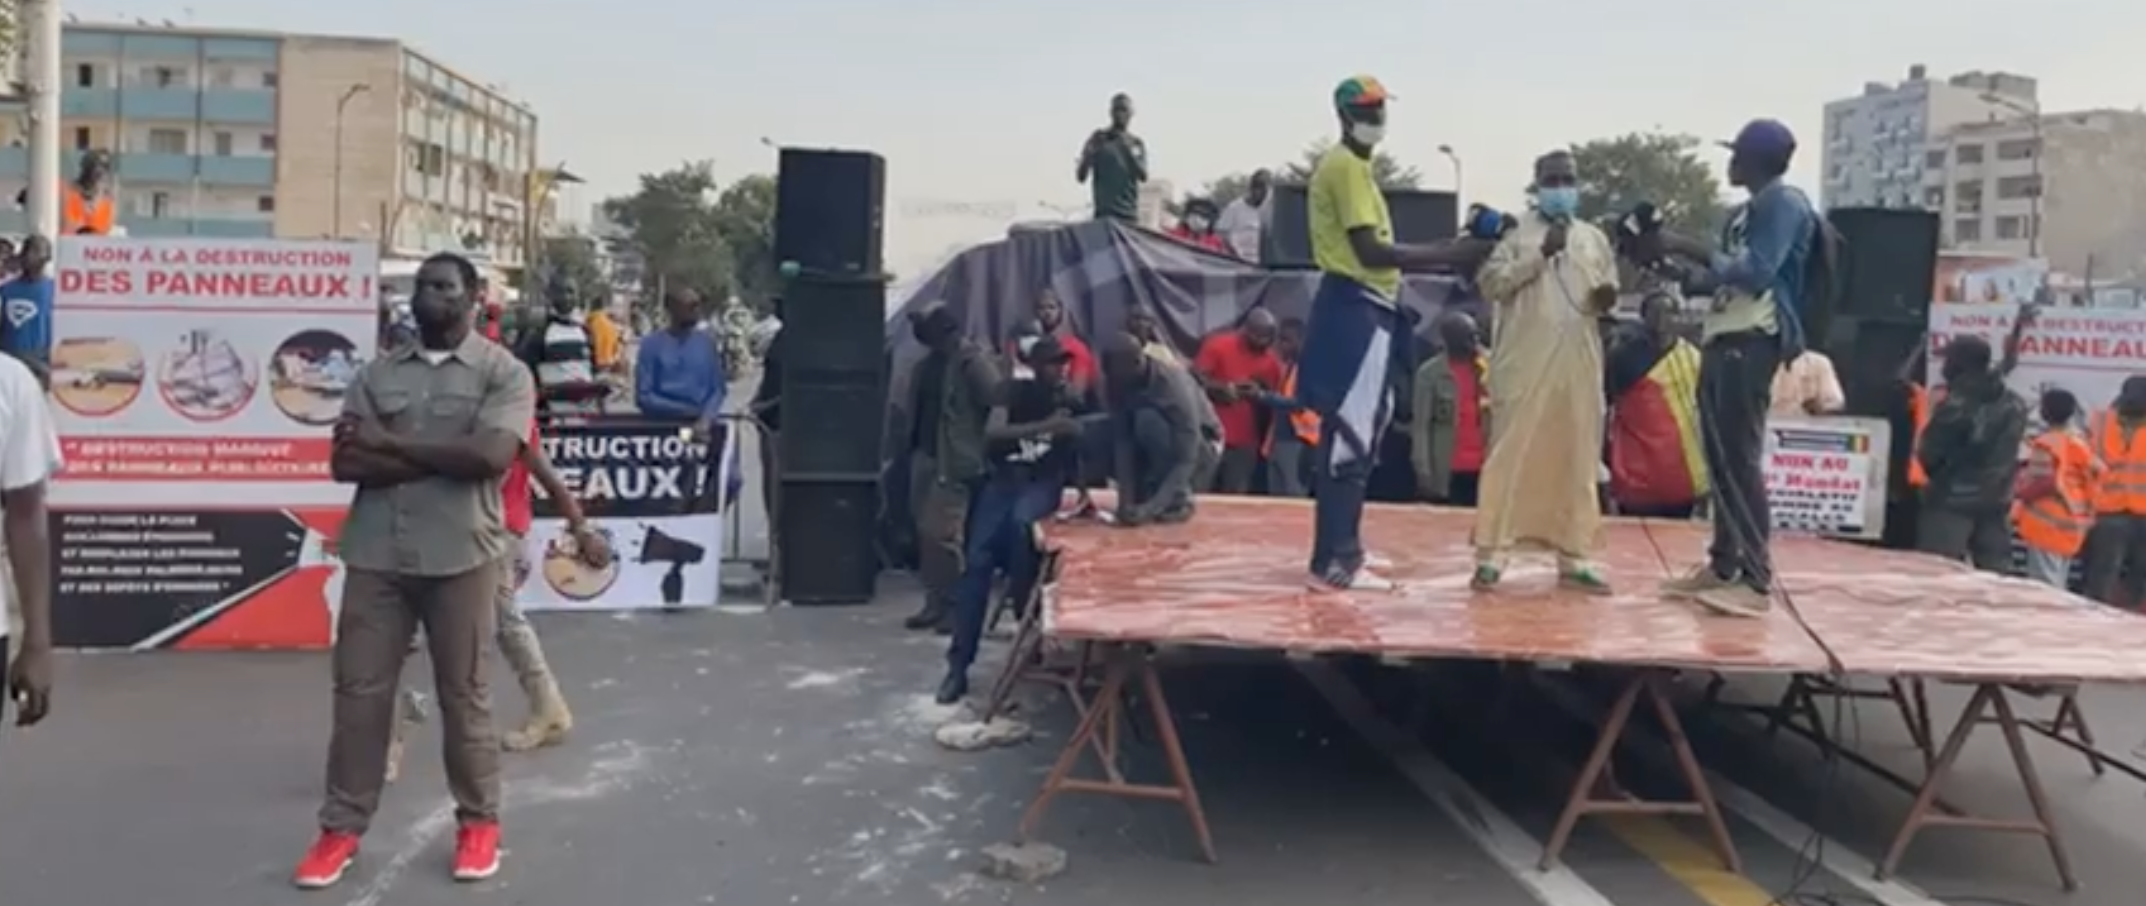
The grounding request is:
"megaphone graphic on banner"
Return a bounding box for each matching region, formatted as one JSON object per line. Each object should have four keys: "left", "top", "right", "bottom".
{"left": 638, "top": 526, "right": 707, "bottom": 607}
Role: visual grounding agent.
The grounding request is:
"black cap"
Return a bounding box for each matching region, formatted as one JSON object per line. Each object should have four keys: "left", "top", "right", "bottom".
{"left": 1025, "top": 334, "right": 1073, "bottom": 363}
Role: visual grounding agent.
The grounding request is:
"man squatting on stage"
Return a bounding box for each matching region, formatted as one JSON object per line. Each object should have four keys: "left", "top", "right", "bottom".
{"left": 1295, "top": 75, "right": 1496, "bottom": 591}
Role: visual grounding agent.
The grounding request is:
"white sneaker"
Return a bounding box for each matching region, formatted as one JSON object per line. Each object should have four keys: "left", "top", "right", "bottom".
{"left": 1306, "top": 566, "right": 1397, "bottom": 592}
{"left": 1363, "top": 551, "right": 1395, "bottom": 570}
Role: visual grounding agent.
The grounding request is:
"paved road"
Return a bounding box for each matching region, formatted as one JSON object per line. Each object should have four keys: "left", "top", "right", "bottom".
{"left": 3, "top": 591, "right": 2143, "bottom": 906}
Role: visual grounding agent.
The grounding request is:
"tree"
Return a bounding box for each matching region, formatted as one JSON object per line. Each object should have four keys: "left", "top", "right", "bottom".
{"left": 1281, "top": 141, "right": 1423, "bottom": 189}
{"left": 710, "top": 174, "right": 779, "bottom": 313}
{"left": 600, "top": 161, "right": 732, "bottom": 306}
{"left": 1563, "top": 132, "right": 1726, "bottom": 237}
{"left": 539, "top": 232, "right": 608, "bottom": 305}
{"left": 1177, "top": 144, "right": 1418, "bottom": 217}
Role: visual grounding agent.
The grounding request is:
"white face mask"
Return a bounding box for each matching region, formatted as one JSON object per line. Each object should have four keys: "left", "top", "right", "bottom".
{"left": 1348, "top": 122, "right": 1385, "bottom": 146}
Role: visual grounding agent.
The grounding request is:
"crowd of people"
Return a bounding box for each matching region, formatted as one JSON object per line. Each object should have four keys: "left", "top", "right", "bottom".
{"left": 879, "top": 72, "right": 2146, "bottom": 716}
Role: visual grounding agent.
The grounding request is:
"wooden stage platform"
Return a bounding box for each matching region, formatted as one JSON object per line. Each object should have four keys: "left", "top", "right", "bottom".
{"left": 993, "top": 495, "right": 2146, "bottom": 889}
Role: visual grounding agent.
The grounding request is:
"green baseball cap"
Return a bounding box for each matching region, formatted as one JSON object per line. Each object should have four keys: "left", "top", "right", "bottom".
{"left": 1333, "top": 75, "right": 1393, "bottom": 109}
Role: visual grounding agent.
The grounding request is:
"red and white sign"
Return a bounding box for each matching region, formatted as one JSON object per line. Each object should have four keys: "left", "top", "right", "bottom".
{"left": 48, "top": 238, "right": 378, "bottom": 651}
{"left": 1927, "top": 303, "right": 2146, "bottom": 409}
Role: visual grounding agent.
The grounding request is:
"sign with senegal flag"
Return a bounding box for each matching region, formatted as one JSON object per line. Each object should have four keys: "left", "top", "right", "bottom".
{"left": 1765, "top": 415, "right": 1891, "bottom": 540}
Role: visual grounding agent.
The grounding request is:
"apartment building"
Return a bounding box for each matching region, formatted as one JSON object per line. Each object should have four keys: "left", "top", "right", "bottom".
{"left": 1820, "top": 66, "right": 2036, "bottom": 210}
{"left": 1922, "top": 110, "right": 2146, "bottom": 277}
{"left": 0, "top": 23, "right": 543, "bottom": 267}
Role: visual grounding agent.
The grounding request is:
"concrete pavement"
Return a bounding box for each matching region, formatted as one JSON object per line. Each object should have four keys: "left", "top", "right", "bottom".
{"left": 4, "top": 595, "right": 2144, "bottom": 905}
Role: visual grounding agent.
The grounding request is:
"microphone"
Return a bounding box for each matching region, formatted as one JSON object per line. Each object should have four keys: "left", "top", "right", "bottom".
{"left": 1464, "top": 203, "right": 1515, "bottom": 240}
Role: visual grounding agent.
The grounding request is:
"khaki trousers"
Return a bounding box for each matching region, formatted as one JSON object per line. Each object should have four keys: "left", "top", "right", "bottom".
{"left": 320, "top": 559, "right": 504, "bottom": 834}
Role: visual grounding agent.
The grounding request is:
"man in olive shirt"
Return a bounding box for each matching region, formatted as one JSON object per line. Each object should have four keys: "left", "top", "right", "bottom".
{"left": 1077, "top": 93, "right": 1147, "bottom": 222}
{"left": 1104, "top": 334, "right": 1221, "bottom": 525}
{"left": 292, "top": 252, "right": 536, "bottom": 890}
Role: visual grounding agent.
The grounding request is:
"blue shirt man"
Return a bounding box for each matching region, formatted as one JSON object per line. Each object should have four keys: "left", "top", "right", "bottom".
{"left": 1654, "top": 118, "right": 1822, "bottom": 620}
{"left": 634, "top": 289, "right": 727, "bottom": 430}
{"left": 0, "top": 235, "right": 56, "bottom": 383}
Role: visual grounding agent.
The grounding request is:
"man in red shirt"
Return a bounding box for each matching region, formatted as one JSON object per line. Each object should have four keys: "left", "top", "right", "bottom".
{"left": 1193, "top": 308, "right": 1285, "bottom": 493}
{"left": 1410, "top": 312, "right": 1489, "bottom": 506}
{"left": 1032, "top": 289, "right": 1097, "bottom": 390}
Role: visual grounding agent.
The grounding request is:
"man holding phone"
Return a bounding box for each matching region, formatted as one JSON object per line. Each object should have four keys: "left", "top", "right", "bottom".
{"left": 1194, "top": 308, "right": 1285, "bottom": 494}
{"left": 1077, "top": 93, "right": 1147, "bottom": 223}
{"left": 937, "top": 334, "right": 1087, "bottom": 703}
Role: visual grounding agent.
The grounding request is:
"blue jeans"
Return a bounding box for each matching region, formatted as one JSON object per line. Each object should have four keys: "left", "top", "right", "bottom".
{"left": 946, "top": 477, "right": 1060, "bottom": 672}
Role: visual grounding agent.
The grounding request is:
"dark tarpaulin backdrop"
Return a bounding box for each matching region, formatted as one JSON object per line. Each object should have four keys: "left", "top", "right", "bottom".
{"left": 867, "top": 220, "right": 1482, "bottom": 567}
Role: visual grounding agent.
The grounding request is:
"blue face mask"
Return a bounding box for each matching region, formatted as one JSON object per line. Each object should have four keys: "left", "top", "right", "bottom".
{"left": 1535, "top": 186, "right": 1579, "bottom": 218}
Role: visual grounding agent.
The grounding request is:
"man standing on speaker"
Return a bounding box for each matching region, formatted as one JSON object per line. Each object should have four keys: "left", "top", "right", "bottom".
{"left": 1297, "top": 75, "right": 1495, "bottom": 591}
{"left": 1077, "top": 93, "right": 1147, "bottom": 223}
{"left": 1638, "top": 119, "right": 1823, "bottom": 619}
{"left": 897, "top": 305, "right": 1002, "bottom": 632}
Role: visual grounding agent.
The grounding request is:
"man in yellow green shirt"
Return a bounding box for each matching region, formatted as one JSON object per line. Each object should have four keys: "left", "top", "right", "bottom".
{"left": 1296, "top": 75, "right": 1496, "bottom": 591}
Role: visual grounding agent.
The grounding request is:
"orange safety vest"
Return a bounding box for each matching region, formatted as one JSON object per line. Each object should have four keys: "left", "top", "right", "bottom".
{"left": 62, "top": 185, "right": 115, "bottom": 235}
{"left": 1262, "top": 364, "right": 1319, "bottom": 457}
{"left": 1907, "top": 384, "right": 1934, "bottom": 488}
{"left": 2092, "top": 410, "right": 2146, "bottom": 515}
{"left": 2013, "top": 429, "right": 2094, "bottom": 557}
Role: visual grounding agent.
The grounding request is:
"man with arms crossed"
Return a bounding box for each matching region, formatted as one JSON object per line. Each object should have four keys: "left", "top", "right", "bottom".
{"left": 1297, "top": 75, "right": 1492, "bottom": 590}
{"left": 293, "top": 252, "right": 535, "bottom": 889}
{"left": 2, "top": 352, "right": 58, "bottom": 737}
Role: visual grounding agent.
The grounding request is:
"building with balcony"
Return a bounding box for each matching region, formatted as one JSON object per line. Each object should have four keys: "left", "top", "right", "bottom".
{"left": 1921, "top": 109, "right": 2146, "bottom": 278}
{"left": 1820, "top": 65, "right": 2036, "bottom": 210}
{"left": 0, "top": 22, "right": 542, "bottom": 266}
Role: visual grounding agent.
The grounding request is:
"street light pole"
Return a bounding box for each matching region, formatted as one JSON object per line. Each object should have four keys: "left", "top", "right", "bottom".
{"left": 331, "top": 83, "right": 371, "bottom": 239}
{"left": 1437, "top": 144, "right": 1464, "bottom": 202}
{"left": 21, "top": 0, "right": 63, "bottom": 239}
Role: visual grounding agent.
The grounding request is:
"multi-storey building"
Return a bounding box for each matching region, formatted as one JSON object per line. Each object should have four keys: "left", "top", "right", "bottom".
{"left": 1922, "top": 109, "right": 2146, "bottom": 277}
{"left": 0, "top": 22, "right": 543, "bottom": 266}
{"left": 1820, "top": 65, "right": 2036, "bottom": 210}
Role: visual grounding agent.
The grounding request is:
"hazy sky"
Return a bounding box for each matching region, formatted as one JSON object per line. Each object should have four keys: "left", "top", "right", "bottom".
{"left": 75, "top": 0, "right": 2146, "bottom": 277}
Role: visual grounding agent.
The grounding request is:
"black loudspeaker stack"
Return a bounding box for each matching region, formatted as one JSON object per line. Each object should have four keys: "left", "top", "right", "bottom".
{"left": 1261, "top": 185, "right": 1458, "bottom": 268}
{"left": 774, "top": 147, "right": 888, "bottom": 605}
{"left": 1816, "top": 207, "right": 1941, "bottom": 545}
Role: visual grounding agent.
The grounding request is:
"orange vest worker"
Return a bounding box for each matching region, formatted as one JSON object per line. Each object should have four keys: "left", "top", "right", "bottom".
{"left": 2013, "top": 429, "right": 2094, "bottom": 557}
{"left": 2091, "top": 410, "right": 2146, "bottom": 516}
{"left": 1907, "top": 383, "right": 1936, "bottom": 488}
{"left": 1261, "top": 364, "right": 1319, "bottom": 458}
{"left": 62, "top": 185, "right": 115, "bottom": 235}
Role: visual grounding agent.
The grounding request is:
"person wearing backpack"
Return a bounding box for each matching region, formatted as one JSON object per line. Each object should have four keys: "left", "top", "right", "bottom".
{"left": 1634, "top": 118, "right": 1832, "bottom": 619}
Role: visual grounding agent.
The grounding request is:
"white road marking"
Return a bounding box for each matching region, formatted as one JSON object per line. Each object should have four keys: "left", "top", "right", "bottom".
{"left": 1297, "top": 661, "right": 1621, "bottom": 906}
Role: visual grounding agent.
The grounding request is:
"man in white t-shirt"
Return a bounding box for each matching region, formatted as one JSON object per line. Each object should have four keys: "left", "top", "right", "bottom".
{"left": 1215, "top": 169, "right": 1273, "bottom": 262}
{"left": 1770, "top": 349, "right": 1845, "bottom": 416}
{"left": 1, "top": 352, "right": 61, "bottom": 731}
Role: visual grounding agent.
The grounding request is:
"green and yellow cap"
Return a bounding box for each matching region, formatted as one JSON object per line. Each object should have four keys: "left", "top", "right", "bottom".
{"left": 1332, "top": 75, "right": 1392, "bottom": 110}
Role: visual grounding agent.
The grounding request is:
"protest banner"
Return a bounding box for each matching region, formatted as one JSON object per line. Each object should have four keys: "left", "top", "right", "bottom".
{"left": 516, "top": 421, "right": 732, "bottom": 611}
{"left": 1926, "top": 303, "right": 2146, "bottom": 410}
{"left": 45, "top": 237, "right": 378, "bottom": 650}
{"left": 1765, "top": 415, "right": 1891, "bottom": 540}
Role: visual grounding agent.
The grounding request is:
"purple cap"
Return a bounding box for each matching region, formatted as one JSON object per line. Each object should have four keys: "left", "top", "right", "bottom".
{"left": 1723, "top": 119, "right": 1797, "bottom": 158}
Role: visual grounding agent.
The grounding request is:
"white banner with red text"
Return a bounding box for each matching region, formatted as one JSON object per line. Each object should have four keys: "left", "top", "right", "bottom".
{"left": 1927, "top": 302, "right": 2146, "bottom": 411}
{"left": 46, "top": 237, "right": 378, "bottom": 650}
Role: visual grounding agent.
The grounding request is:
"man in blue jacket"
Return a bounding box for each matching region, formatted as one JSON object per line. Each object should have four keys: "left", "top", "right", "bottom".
{"left": 1643, "top": 118, "right": 1822, "bottom": 619}
{"left": 635, "top": 288, "right": 727, "bottom": 437}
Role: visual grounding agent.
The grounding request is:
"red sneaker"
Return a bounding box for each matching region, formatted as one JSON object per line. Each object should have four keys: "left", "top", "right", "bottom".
{"left": 451, "top": 821, "right": 502, "bottom": 882}
{"left": 292, "top": 830, "right": 360, "bottom": 889}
